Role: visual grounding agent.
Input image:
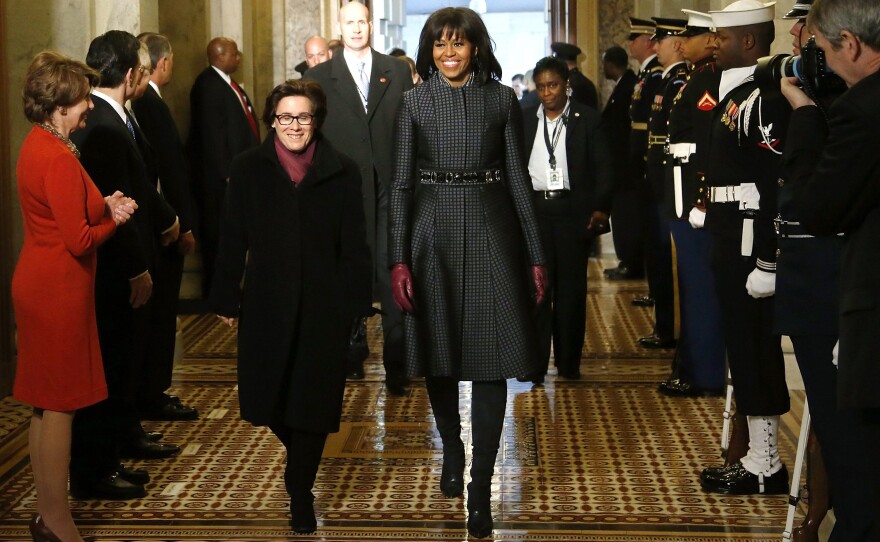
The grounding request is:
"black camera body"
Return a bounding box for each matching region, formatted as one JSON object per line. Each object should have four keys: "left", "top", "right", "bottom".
{"left": 755, "top": 36, "right": 846, "bottom": 97}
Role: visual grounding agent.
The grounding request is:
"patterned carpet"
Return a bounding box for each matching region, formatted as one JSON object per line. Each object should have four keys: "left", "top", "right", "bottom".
{"left": 0, "top": 260, "right": 810, "bottom": 541}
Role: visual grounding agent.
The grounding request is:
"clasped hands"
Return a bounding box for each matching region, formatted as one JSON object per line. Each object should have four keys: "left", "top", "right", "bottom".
{"left": 104, "top": 190, "right": 137, "bottom": 225}
{"left": 391, "top": 263, "right": 548, "bottom": 314}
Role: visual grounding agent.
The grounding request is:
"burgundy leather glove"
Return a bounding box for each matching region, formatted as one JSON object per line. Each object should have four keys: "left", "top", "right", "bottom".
{"left": 391, "top": 263, "right": 415, "bottom": 314}
{"left": 531, "top": 265, "right": 548, "bottom": 306}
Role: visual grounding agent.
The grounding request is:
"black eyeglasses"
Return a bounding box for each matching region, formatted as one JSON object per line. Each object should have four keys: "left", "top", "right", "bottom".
{"left": 275, "top": 113, "right": 315, "bottom": 126}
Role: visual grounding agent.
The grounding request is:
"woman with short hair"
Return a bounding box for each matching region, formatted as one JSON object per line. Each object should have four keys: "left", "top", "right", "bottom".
{"left": 211, "top": 79, "right": 373, "bottom": 535}
{"left": 13, "top": 50, "right": 136, "bottom": 542}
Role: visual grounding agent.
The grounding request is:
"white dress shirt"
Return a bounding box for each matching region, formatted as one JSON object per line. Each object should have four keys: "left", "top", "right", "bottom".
{"left": 528, "top": 101, "right": 570, "bottom": 191}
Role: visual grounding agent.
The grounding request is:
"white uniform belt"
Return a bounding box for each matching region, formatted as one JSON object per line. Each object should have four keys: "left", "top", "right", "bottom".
{"left": 668, "top": 142, "right": 696, "bottom": 158}
{"left": 709, "top": 185, "right": 742, "bottom": 203}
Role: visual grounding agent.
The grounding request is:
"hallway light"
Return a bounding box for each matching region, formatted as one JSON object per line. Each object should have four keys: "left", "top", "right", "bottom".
{"left": 469, "top": 0, "right": 488, "bottom": 14}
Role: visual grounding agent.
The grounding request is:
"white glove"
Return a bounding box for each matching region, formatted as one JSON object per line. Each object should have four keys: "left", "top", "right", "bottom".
{"left": 745, "top": 268, "right": 776, "bottom": 298}
{"left": 831, "top": 340, "right": 839, "bottom": 368}
{"left": 688, "top": 207, "right": 706, "bottom": 229}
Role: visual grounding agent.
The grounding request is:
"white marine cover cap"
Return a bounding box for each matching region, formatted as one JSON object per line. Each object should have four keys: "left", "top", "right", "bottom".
{"left": 710, "top": 0, "right": 776, "bottom": 28}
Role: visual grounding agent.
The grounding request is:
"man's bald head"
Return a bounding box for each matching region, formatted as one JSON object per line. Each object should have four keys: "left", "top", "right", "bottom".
{"left": 338, "top": 1, "right": 372, "bottom": 53}
{"left": 207, "top": 37, "right": 241, "bottom": 74}
{"left": 304, "top": 35, "right": 332, "bottom": 68}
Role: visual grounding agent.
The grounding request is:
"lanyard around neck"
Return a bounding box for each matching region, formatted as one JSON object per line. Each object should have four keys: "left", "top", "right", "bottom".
{"left": 543, "top": 103, "right": 570, "bottom": 170}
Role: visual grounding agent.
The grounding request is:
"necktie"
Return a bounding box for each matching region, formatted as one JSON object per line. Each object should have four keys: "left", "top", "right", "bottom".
{"left": 231, "top": 80, "right": 260, "bottom": 139}
{"left": 125, "top": 114, "right": 136, "bottom": 141}
{"left": 357, "top": 61, "right": 369, "bottom": 111}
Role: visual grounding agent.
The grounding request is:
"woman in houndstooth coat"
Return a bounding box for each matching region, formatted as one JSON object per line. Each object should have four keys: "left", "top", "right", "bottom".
{"left": 388, "top": 8, "right": 547, "bottom": 539}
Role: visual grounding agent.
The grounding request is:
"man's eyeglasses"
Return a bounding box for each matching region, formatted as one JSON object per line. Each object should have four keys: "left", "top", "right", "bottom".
{"left": 275, "top": 113, "right": 315, "bottom": 126}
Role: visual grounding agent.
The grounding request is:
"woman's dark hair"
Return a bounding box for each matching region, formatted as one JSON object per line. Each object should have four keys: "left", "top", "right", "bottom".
{"left": 22, "top": 51, "right": 99, "bottom": 123}
{"left": 262, "top": 79, "right": 327, "bottom": 130}
{"left": 532, "top": 56, "right": 569, "bottom": 84}
{"left": 85, "top": 30, "right": 140, "bottom": 88}
{"left": 415, "top": 7, "right": 502, "bottom": 84}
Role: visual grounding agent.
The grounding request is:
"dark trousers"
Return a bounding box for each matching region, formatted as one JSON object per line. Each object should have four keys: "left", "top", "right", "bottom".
{"left": 669, "top": 221, "right": 726, "bottom": 389}
{"left": 197, "top": 180, "right": 225, "bottom": 297}
{"left": 373, "top": 176, "right": 406, "bottom": 384}
{"left": 643, "top": 201, "right": 674, "bottom": 340}
{"left": 139, "top": 243, "right": 185, "bottom": 404}
{"left": 710, "top": 239, "right": 788, "bottom": 415}
{"left": 268, "top": 424, "right": 328, "bottom": 502}
{"left": 534, "top": 211, "right": 589, "bottom": 377}
{"left": 790, "top": 335, "right": 880, "bottom": 542}
{"left": 610, "top": 186, "right": 644, "bottom": 272}
{"left": 72, "top": 286, "right": 150, "bottom": 482}
{"left": 425, "top": 378, "right": 506, "bottom": 507}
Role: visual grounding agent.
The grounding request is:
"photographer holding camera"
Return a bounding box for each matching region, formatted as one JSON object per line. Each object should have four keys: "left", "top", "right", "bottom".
{"left": 780, "top": 0, "right": 880, "bottom": 538}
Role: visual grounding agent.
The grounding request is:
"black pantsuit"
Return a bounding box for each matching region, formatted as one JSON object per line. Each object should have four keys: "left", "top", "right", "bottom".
{"left": 533, "top": 211, "right": 590, "bottom": 376}
{"left": 522, "top": 100, "right": 613, "bottom": 378}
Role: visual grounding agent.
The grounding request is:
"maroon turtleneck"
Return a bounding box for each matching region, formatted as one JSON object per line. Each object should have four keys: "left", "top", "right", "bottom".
{"left": 274, "top": 134, "right": 316, "bottom": 186}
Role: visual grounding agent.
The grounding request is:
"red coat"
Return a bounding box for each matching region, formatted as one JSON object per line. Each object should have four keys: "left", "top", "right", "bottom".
{"left": 12, "top": 126, "right": 116, "bottom": 410}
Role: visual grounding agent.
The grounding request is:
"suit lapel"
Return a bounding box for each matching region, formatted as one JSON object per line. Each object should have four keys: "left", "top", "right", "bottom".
{"left": 329, "top": 54, "right": 368, "bottom": 119}
{"left": 92, "top": 95, "right": 143, "bottom": 161}
{"left": 366, "top": 51, "right": 391, "bottom": 121}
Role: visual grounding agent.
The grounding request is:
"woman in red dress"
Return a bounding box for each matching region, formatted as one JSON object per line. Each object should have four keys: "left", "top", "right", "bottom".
{"left": 12, "top": 51, "right": 136, "bottom": 542}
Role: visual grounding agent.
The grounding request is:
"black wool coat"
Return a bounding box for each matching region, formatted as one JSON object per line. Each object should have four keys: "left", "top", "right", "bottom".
{"left": 792, "top": 69, "right": 880, "bottom": 410}
{"left": 210, "top": 134, "right": 373, "bottom": 432}
{"left": 600, "top": 69, "right": 637, "bottom": 189}
{"left": 304, "top": 51, "right": 414, "bottom": 262}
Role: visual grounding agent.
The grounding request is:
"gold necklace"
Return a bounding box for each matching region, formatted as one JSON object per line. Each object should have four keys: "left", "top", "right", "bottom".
{"left": 38, "top": 123, "right": 80, "bottom": 158}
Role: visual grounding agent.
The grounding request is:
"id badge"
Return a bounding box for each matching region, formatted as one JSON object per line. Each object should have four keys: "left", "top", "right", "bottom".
{"left": 547, "top": 167, "right": 565, "bottom": 190}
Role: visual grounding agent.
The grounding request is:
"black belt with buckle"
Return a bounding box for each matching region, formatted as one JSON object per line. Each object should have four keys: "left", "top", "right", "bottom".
{"left": 419, "top": 169, "right": 503, "bottom": 185}
{"left": 537, "top": 190, "right": 570, "bottom": 200}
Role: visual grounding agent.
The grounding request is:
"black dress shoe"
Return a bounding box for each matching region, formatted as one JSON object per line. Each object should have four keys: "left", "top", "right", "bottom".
{"left": 346, "top": 361, "right": 365, "bottom": 380}
{"left": 631, "top": 295, "right": 655, "bottom": 307}
{"left": 638, "top": 335, "right": 677, "bottom": 349}
{"left": 557, "top": 370, "right": 581, "bottom": 380}
{"left": 120, "top": 437, "right": 181, "bottom": 460}
{"left": 70, "top": 471, "right": 147, "bottom": 500}
{"left": 467, "top": 508, "right": 494, "bottom": 539}
{"left": 516, "top": 373, "right": 545, "bottom": 385}
{"left": 700, "top": 464, "right": 726, "bottom": 483}
{"left": 658, "top": 378, "right": 724, "bottom": 397}
{"left": 142, "top": 395, "right": 199, "bottom": 421}
{"left": 439, "top": 448, "right": 465, "bottom": 498}
{"left": 700, "top": 462, "right": 789, "bottom": 495}
{"left": 606, "top": 265, "right": 644, "bottom": 280}
{"left": 386, "top": 377, "right": 409, "bottom": 397}
{"left": 603, "top": 264, "right": 622, "bottom": 277}
{"left": 117, "top": 463, "right": 150, "bottom": 485}
{"left": 145, "top": 431, "right": 163, "bottom": 442}
{"left": 290, "top": 497, "right": 317, "bottom": 534}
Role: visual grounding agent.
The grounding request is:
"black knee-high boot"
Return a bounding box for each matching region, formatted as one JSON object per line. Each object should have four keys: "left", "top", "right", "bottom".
{"left": 467, "top": 380, "right": 507, "bottom": 539}
{"left": 426, "top": 376, "right": 466, "bottom": 497}
{"left": 270, "top": 424, "right": 327, "bottom": 534}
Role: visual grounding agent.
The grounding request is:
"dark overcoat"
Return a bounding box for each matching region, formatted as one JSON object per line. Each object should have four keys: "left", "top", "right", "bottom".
{"left": 389, "top": 74, "right": 546, "bottom": 381}
{"left": 305, "top": 51, "right": 414, "bottom": 262}
{"left": 793, "top": 70, "right": 880, "bottom": 410}
{"left": 210, "top": 134, "right": 373, "bottom": 432}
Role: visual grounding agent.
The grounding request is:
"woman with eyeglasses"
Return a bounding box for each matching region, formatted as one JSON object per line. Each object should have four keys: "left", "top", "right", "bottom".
{"left": 210, "top": 79, "right": 372, "bottom": 535}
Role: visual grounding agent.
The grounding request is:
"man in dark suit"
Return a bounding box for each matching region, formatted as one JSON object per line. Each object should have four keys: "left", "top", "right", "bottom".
{"left": 550, "top": 42, "right": 599, "bottom": 109}
{"left": 70, "top": 30, "right": 181, "bottom": 500}
{"left": 783, "top": 0, "right": 880, "bottom": 536}
{"left": 304, "top": 0, "right": 414, "bottom": 395}
{"left": 520, "top": 56, "right": 613, "bottom": 383}
{"left": 188, "top": 37, "right": 260, "bottom": 296}
{"left": 133, "top": 33, "right": 199, "bottom": 421}
{"left": 600, "top": 46, "right": 640, "bottom": 279}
